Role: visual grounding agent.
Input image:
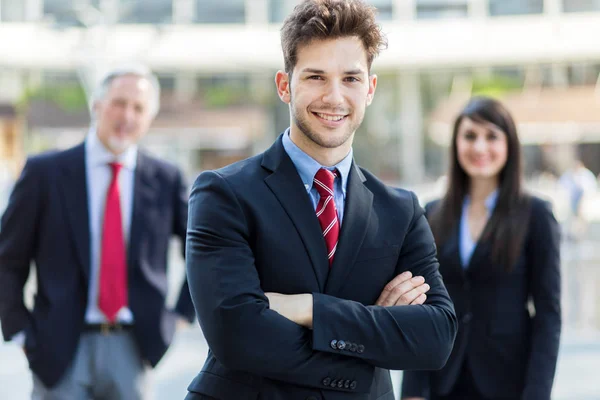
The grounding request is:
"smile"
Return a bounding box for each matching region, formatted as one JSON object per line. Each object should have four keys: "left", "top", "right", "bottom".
{"left": 313, "top": 112, "right": 347, "bottom": 122}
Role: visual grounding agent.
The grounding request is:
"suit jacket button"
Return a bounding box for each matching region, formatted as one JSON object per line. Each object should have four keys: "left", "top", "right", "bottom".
{"left": 357, "top": 345, "right": 365, "bottom": 354}
{"left": 337, "top": 380, "right": 344, "bottom": 388}
{"left": 350, "top": 381, "right": 357, "bottom": 390}
{"left": 337, "top": 340, "right": 346, "bottom": 350}
{"left": 344, "top": 379, "right": 350, "bottom": 389}
{"left": 461, "top": 312, "right": 473, "bottom": 324}
{"left": 322, "top": 377, "right": 331, "bottom": 386}
{"left": 330, "top": 340, "right": 338, "bottom": 350}
{"left": 330, "top": 379, "right": 337, "bottom": 388}
{"left": 350, "top": 343, "right": 358, "bottom": 352}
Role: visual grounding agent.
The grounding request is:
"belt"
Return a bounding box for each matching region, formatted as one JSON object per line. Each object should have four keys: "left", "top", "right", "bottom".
{"left": 84, "top": 323, "right": 133, "bottom": 335}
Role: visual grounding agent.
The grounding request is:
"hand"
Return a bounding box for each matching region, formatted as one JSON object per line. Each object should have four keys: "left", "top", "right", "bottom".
{"left": 375, "top": 271, "right": 430, "bottom": 306}
{"left": 265, "top": 292, "right": 313, "bottom": 329}
{"left": 176, "top": 317, "right": 192, "bottom": 330}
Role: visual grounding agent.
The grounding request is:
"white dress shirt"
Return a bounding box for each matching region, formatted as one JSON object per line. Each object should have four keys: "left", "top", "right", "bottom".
{"left": 84, "top": 130, "right": 137, "bottom": 324}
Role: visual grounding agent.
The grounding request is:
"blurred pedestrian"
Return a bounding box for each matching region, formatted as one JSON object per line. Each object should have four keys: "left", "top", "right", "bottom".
{"left": 183, "top": 0, "right": 457, "bottom": 399}
{"left": 401, "top": 96, "right": 561, "bottom": 400}
{"left": 0, "top": 65, "right": 195, "bottom": 400}
{"left": 559, "top": 159, "right": 597, "bottom": 239}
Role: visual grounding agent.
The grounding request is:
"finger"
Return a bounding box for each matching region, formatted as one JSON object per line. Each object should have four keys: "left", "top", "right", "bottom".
{"left": 410, "top": 293, "right": 427, "bottom": 305}
{"left": 386, "top": 279, "right": 429, "bottom": 307}
{"left": 375, "top": 271, "right": 412, "bottom": 305}
{"left": 378, "top": 275, "right": 423, "bottom": 306}
{"left": 381, "top": 276, "right": 426, "bottom": 306}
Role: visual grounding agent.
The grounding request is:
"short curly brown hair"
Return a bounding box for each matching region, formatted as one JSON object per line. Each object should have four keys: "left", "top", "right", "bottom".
{"left": 281, "top": 0, "right": 388, "bottom": 73}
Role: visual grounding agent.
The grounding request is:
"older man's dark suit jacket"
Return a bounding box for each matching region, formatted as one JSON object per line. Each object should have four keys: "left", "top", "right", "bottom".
{"left": 0, "top": 143, "right": 195, "bottom": 387}
{"left": 184, "top": 135, "right": 458, "bottom": 400}
{"left": 401, "top": 196, "right": 561, "bottom": 400}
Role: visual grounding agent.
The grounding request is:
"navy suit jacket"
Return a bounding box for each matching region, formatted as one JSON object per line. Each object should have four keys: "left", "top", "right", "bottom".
{"left": 0, "top": 142, "right": 195, "bottom": 387}
{"left": 401, "top": 196, "right": 562, "bottom": 400}
{"left": 184, "top": 135, "right": 458, "bottom": 400}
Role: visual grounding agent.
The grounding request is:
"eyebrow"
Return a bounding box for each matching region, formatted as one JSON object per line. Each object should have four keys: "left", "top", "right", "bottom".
{"left": 300, "top": 68, "right": 365, "bottom": 75}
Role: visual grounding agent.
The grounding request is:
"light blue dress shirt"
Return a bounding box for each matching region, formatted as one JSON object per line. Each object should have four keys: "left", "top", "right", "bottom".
{"left": 282, "top": 129, "right": 352, "bottom": 224}
{"left": 459, "top": 190, "right": 499, "bottom": 268}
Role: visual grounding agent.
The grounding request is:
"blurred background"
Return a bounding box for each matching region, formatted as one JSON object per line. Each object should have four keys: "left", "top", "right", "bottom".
{"left": 0, "top": 0, "right": 599, "bottom": 399}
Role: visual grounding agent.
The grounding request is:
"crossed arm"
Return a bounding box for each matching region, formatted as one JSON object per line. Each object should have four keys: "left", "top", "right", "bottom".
{"left": 186, "top": 171, "right": 457, "bottom": 393}
{"left": 266, "top": 271, "right": 430, "bottom": 329}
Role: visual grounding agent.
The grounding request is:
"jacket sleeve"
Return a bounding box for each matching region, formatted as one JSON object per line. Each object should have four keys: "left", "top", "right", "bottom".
{"left": 0, "top": 158, "right": 42, "bottom": 341}
{"left": 523, "top": 199, "right": 562, "bottom": 400}
{"left": 185, "top": 171, "right": 374, "bottom": 393}
{"left": 171, "top": 168, "right": 195, "bottom": 322}
{"left": 311, "top": 192, "right": 458, "bottom": 371}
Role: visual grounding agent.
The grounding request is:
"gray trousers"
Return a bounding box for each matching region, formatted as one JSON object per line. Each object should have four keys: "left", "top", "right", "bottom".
{"left": 32, "top": 331, "right": 151, "bottom": 400}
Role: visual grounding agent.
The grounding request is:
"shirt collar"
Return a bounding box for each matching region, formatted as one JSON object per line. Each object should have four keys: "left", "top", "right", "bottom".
{"left": 85, "top": 128, "right": 138, "bottom": 170}
{"left": 282, "top": 128, "right": 352, "bottom": 196}
{"left": 463, "top": 189, "right": 499, "bottom": 211}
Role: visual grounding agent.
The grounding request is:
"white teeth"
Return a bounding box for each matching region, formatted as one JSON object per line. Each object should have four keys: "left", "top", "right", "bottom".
{"left": 316, "top": 113, "right": 344, "bottom": 121}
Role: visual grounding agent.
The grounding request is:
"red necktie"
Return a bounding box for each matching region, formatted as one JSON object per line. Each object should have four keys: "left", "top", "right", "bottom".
{"left": 314, "top": 168, "right": 340, "bottom": 267}
{"left": 98, "top": 162, "right": 128, "bottom": 323}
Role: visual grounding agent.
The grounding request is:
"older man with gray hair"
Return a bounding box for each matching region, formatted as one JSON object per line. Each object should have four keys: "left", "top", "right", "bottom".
{"left": 0, "top": 64, "right": 195, "bottom": 399}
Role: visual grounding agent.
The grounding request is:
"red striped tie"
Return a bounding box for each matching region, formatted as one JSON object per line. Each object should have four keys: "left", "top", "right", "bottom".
{"left": 98, "top": 162, "right": 128, "bottom": 323}
{"left": 314, "top": 168, "right": 340, "bottom": 267}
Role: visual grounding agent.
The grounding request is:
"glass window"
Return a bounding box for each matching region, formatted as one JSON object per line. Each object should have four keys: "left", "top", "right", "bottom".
{"left": 368, "top": 0, "right": 394, "bottom": 20}
{"left": 563, "top": 0, "right": 600, "bottom": 12}
{"left": 119, "top": 0, "right": 172, "bottom": 24}
{"left": 0, "top": 0, "right": 25, "bottom": 21}
{"left": 269, "top": 0, "right": 296, "bottom": 23}
{"left": 195, "top": 0, "right": 246, "bottom": 24}
{"left": 416, "top": 0, "right": 468, "bottom": 19}
{"left": 489, "top": 0, "right": 543, "bottom": 16}
{"left": 44, "top": 0, "right": 83, "bottom": 26}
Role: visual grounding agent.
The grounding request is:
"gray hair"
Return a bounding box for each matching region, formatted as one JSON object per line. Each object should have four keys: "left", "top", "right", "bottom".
{"left": 90, "top": 64, "right": 161, "bottom": 117}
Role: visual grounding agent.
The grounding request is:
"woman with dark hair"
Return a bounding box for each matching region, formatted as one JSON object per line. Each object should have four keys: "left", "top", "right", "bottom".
{"left": 401, "top": 96, "right": 562, "bottom": 400}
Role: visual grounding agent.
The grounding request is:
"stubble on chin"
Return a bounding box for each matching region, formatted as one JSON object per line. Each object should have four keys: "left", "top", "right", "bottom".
{"left": 292, "top": 108, "right": 355, "bottom": 149}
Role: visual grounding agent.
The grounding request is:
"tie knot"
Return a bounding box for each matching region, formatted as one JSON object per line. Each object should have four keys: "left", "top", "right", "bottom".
{"left": 109, "top": 162, "right": 123, "bottom": 178}
{"left": 314, "top": 168, "right": 337, "bottom": 197}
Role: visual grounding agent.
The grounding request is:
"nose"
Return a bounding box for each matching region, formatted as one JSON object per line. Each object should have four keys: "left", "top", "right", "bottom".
{"left": 322, "top": 81, "right": 344, "bottom": 107}
{"left": 473, "top": 137, "right": 487, "bottom": 153}
{"left": 123, "top": 105, "right": 136, "bottom": 123}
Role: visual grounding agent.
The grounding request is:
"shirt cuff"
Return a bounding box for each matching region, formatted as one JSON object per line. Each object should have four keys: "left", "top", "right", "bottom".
{"left": 11, "top": 331, "right": 26, "bottom": 347}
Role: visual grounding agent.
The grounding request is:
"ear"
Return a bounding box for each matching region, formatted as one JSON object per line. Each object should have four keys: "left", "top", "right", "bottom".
{"left": 366, "top": 74, "right": 377, "bottom": 106}
{"left": 275, "top": 70, "right": 291, "bottom": 104}
{"left": 92, "top": 100, "right": 101, "bottom": 119}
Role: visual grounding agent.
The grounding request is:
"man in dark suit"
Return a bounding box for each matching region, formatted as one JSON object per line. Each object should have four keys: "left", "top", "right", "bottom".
{"left": 0, "top": 65, "right": 195, "bottom": 399}
{"left": 184, "top": 1, "right": 457, "bottom": 399}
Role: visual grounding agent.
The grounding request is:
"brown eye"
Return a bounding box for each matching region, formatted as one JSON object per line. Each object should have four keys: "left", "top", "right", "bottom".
{"left": 464, "top": 132, "right": 477, "bottom": 141}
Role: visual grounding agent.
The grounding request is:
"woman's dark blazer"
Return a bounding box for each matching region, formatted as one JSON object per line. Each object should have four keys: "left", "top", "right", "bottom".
{"left": 401, "top": 195, "right": 561, "bottom": 400}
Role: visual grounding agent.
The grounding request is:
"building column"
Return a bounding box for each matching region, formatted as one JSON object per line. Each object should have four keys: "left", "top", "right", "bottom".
{"left": 393, "top": 0, "right": 416, "bottom": 20}
{"left": 24, "top": 0, "right": 43, "bottom": 21}
{"left": 173, "top": 0, "right": 195, "bottom": 24}
{"left": 99, "top": 0, "right": 119, "bottom": 24}
{"left": 544, "top": 0, "right": 563, "bottom": 15}
{"left": 245, "top": 0, "right": 269, "bottom": 25}
{"left": 397, "top": 71, "right": 425, "bottom": 184}
{"left": 174, "top": 72, "right": 198, "bottom": 102}
{"left": 468, "top": 0, "right": 489, "bottom": 18}
{"left": 0, "top": 69, "right": 24, "bottom": 103}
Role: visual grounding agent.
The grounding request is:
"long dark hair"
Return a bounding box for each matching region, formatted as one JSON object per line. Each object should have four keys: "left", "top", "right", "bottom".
{"left": 428, "top": 96, "right": 531, "bottom": 272}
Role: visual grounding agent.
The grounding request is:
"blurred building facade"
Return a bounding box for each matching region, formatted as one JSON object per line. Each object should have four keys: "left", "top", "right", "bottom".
{"left": 1, "top": 0, "right": 600, "bottom": 182}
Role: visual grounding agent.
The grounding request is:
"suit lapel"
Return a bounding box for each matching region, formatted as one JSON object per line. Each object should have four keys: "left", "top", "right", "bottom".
{"left": 324, "top": 163, "right": 373, "bottom": 296}
{"left": 262, "top": 137, "right": 329, "bottom": 291}
{"left": 58, "top": 143, "right": 91, "bottom": 282}
{"left": 128, "top": 152, "right": 159, "bottom": 268}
